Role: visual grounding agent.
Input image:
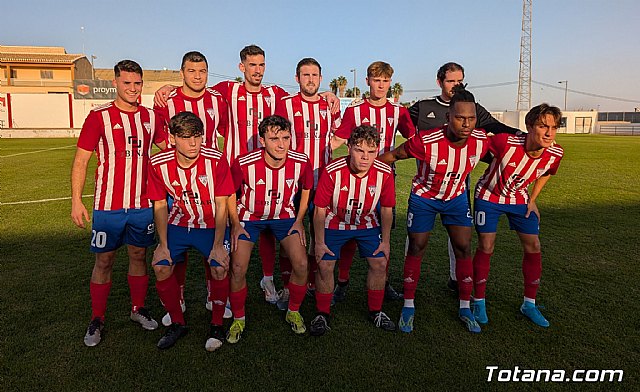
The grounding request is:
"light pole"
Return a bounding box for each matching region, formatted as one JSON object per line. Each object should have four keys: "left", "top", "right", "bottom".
{"left": 350, "top": 68, "right": 356, "bottom": 98}
{"left": 81, "top": 26, "right": 85, "bottom": 55}
{"left": 558, "top": 80, "right": 568, "bottom": 111}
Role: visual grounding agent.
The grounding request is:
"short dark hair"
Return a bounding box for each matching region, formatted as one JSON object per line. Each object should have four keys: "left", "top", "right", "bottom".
{"left": 525, "top": 103, "right": 562, "bottom": 128}
{"left": 114, "top": 60, "right": 143, "bottom": 77}
{"left": 258, "top": 115, "right": 291, "bottom": 138}
{"left": 240, "top": 45, "right": 265, "bottom": 62}
{"left": 169, "top": 112, "right": 204, "bottom": 137}
{"left": 296, "top": 58, "right": 321, "bottom": 77}
{"left": 449, "top": 84, "right": 475, "bottom": 107}
{"left": 437, "top": 62, "right": 464, "bottom": 83}
{"left": 181, "top": 51, "right": 208, "bottom": 69}
{"left": 348, "top": 125, "right": 380, "bottom": 148}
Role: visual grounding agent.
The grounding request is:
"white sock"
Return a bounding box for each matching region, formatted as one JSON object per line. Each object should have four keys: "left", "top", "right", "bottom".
{"left": 524, "top": 297, "right": 536, "bottom": 306}
{"left": 403, "top": 299, "right": 415, "bottom": 308}
{"left": 459, "top": 300, "right": 470, "bottom": 309}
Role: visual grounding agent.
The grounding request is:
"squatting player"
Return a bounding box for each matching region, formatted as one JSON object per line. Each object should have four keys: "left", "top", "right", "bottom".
{"left": 409, "top": 62, "right": 519, "bottom": 292}
{"left": 274, "top": 57, "right": 341, "bottom": 310}
{"left": 227, "top": 115, "right": 314, "bottom": 343}
{"left": 71, "top": 60, "right": 167, "bottom": 347}
{"left": 329, "top": 61, "right": 416, "bottom": 303}
{"left": 380, "top": 85, "right": 489, "bottom": 334}
{"left": 147, "top": 112, "right": 234, "bottom": 351}
{"left": 154, "top": 51, "right": 230, "bottom": 324}
{"left": 312, "top": 125, "right": 397, "bottom": 336}
{"left": 471, "top": 103, "right": 564, "bottom": 328}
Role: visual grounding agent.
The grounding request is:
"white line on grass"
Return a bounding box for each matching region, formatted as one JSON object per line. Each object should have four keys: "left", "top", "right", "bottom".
{"left": 0, "top": 194, "right": 93, "bottom": 206}
{"left": 0, "top": 145, "right": 76, "bottom": 158}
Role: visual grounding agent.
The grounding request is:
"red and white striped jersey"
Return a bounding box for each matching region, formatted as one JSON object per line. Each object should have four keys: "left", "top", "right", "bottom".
{"left": 213, "top": 81, "right": 288, "bottom": 164}
{"left": 154, "top": 87, "right": 228, "bottom": 149}
{"left": 147, "top": 147, "right": 234, "bottom": 228}
{"left": 335, "top": 99, "right": 415, "bottom": 155}
{"left": 274, "top": 92, "right": 341, "bottom": 187}
{"left": 405, "top": 127, "right": 489, "bottom": 201}
{"left": 314, "top": 157, "right": 395, "bottom": 230}
{"left": 231, "top": 149, "right": 314, "bottom": 221}
{"left": 77, "top": 102, "right": 167, "bottom": 211}
{"left": 475, "top": 133, "right": 564, "bottom": 204}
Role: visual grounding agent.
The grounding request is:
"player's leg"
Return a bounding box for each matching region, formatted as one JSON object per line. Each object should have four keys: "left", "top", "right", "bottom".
{"left": 334, "top": 239, "right": 357, "bottom": 303}
{"left": 310, "top": 229, "right": 344, "bottom": 336}
{"left": 446, "top": 224, "right": 479, "bottom": 333}
{"left": 258, "top": 230, "right": 278, "bottom": 304}
{"left": 383, "top": 205, "right": 402, "bottom": 301}
{"left": 166, "top": 196, "right": 189, "bottom": 312}
{"left": 280, "top": 231, "right": 309, "bottom": 335}
{"left": 359, "top": 228, "right": 395, "bottom": 331}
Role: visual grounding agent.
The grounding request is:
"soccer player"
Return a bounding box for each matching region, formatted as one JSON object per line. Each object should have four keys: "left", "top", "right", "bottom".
{"left": 408, "top": 62, "right": 520, "bottom": 292}
{"left": 471, "top": 103, "right": 564, "bottom": 328}
{"left": 71, "top": 60, "right": 167, "bottom": 347}
{"left": 154, "top": 51, "right": 230, "bottom": 325}
{"left": 380, "top": 85, "right": 489, "bottom": 334}
{"left": 226, "top": 115, "right": 314, "bottom": 343}
{"left": 330, "top": 61, "right": 415, "bottom": 303}
{"left": 274, "top": 57, "right": 341, "bottom": 310}
{"left": 148, "top": 112, "right": 233, "bottom": 350}
{"left": 311, "top": 125, "right": 397, "bottom": 336}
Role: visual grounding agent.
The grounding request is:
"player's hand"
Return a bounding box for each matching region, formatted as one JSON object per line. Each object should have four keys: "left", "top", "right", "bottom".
{"left": 153, "top": 85, "right": 177, "bottom": 108}
{"left": 209, "top": 245, "right": 230, "bottom": 271}
{"left": 71, "top": 200, "right": 90, "bottom": 229}
{"left": 231, "top": 223, "right": 250, "bottom": 252}
{"left": 152, "top": 244, "right": 172, "bottom": 266}
{"left": 525, "top": 200, "right": 540, "bottom": 221}
{"left": 289, "top": 219, "right": 307, "bottom": 247}
{"left": 314, "top": 242, "right": 334, "bottom": 263}
{"left": 373, "top": 241, "right": 391, "bottom": 262}
{"left": 322, "top": 92, "right": 340, "bottom": 115}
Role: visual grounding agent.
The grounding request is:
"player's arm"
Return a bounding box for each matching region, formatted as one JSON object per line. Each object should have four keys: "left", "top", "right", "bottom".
{"left": 313, "top": 206, "right": 334, "bottom": 262}
{"left": 153, "top": 84, "right": 179, "bottom": 108}
{"left": 330, "top": 135, "right": 347, "bottom": 151}
{"left": 289, "top": 189, "right": 310, "bottom": 247}
{"left": 210, "top": 195, "right": 230, "bottom": 269}
{"left": 318, "top": 91, "right": 340, "bottom": 115}
{"left": 525, "top": 174, "right": 552, "bottom": 220}
{"left": 373, "top": 206, "right": 393, "bottom": 262}
{"left": 152, "top": 198, "right": 172, "bottom": 265}
{"left": 228, "top": 193, "right": 249, "bottom": 252}
{"left": 379, "top": 143, "right": 409, "bottom": 165}
{"left": 70, "top": 147, "right": 93, "bottom": 228}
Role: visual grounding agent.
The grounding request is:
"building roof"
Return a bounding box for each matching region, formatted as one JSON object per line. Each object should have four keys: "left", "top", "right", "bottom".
{"left": 0, "top": 45, "right": 85, "bottom": 64}
{"left": 94, "top": 68, "right": 182, "bottom": 83}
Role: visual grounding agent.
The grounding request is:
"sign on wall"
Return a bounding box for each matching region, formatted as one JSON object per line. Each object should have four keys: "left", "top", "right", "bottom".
{"left": 73, "top": 79, "right": 117, "bottom": 99}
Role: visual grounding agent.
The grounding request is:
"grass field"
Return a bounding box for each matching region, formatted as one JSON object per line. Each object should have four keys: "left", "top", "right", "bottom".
{"left": 1, "top": 135, "right": 639, "bottom": 391}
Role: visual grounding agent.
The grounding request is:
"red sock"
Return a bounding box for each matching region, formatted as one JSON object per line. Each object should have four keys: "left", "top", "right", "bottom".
{"left": 287, "top": 282, "right": 306, "bottom": 312}
{"left": 522, "top": 252, "right": 542, "bottom": 299}
{"left": 203, "top": 256, "right": 213, "bottom": 301}
{"left": 402, "top": 255, "right": 422, "bottom": 300}
{"left": 229, "top": 285, "right": 248, "bottom": 319}
{"left": 367, "top": 289, "right": 385, "bottom": 313}
{"left": 210, "top": 275, "right": 229, "bottom": 326}
{"left": 315, "top": 292, "right": 332, "bottom": 315}
{"left": 337, "top": 239, "right": 357, "bottom": 282}
{"left": 279, "top": 255, "right": 292, "bottom": 288}
{"left": 259, "top": 231, "right": 276, "bottom": 277}
{"left": 127, "top": 274, "right": 148, "bottom": 313}
{"left": 307, "top": 255, "right": 317, "bottom": 288}
{"left": 156, "top": 275, "right": 185, "bottom": 325}
{"left": 90, "top": 281, "right": 112, "bottom": 321}
{"left": 173, "top": 258, "right": 188, "bottom": 288}
{"left": 473, "top": 250, "right": 493, "bottom": 299}
{"left": 455, "top": 257, "right": 473, "bottom": 301}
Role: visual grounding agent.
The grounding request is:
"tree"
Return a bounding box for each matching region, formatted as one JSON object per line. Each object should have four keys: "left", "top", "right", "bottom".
{"left": 336, "top": 76, "right": 348, "bottom": 98}
{"left": 390, "top": 82, "right": 404, "bottom": 102}
{"left": 363, "top": 91, "right": 370, "bottom": 99}
{"left": 329, "top": 79, "right": 338, "bottom": 95}
{"left": 345, "top": 86, "right": 361, "bottom": 98}
{"left": 234, "top": 76, "right": 243, "bottom": 83}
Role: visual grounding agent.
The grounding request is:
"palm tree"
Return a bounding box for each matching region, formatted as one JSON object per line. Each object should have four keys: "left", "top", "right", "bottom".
{"left": 390, "top": 82, "right": 404, "bottom": 102}
{"left": 345, "top": 87, "right": 361, "bottom": 98}
{"left": 336, "top": 76, "right": 348, "bottom": 98}
{"left": 234, "top": 76, "right": 243, "bottom": 83}
{"left": 363, "top": 91, "right": 370, "bottom": 99}
{"left": 329, "top": 78, "right": 338, "bottom": 95}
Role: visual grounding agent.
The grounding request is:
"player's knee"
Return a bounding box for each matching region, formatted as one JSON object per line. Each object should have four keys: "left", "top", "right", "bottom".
{"left": 523, "top": 240, "right": 541, "bottom": 254}
{"left": 211, "top": 266, "right": 227, "bottom": 280}
{"left": 407, "top": 238, "right": 427, "bottom": 256}
{"left": 152, "top": 264, "right": 172, "bottom": 280}
{"left": 94, "top": 253, "right": 115, "bottom": 272}
{"left": 369, "top": 259, "right": 387, "bottom": 275}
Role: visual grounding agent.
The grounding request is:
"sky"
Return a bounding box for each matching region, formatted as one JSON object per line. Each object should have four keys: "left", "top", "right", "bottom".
{"left": 2, "top": 0, "right": 640, "bottom": 112}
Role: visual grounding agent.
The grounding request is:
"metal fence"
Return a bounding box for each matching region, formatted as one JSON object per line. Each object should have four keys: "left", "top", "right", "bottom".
{"left": 599, "top": 125, "right": 640, "bottom": 136}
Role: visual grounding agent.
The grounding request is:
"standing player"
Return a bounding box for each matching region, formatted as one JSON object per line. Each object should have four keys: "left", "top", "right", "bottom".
{"left": 227, "top": 115, "right": 314, "bottom": 343}
{"left": 380, "top": 86, "right": 489, "bottom": 334}
{"left": 409, "top": 62, "right": 519, "bottom": 292}
{"left": 148, "top": 112, "right": 233, "bottom": 350}
{"left": 71, "top": 60, "right": 167, "bottom": 347}
{"left": 471, "top": 104, "right": 564, "bottom": 328}
{"left": 330, "top": 61, "right": 415, "bottom": 303}
{"left": 154, "top": 51, "right": 230, "bottom": 324}
{"left": 311, "top": 125, "right": 397, "bottom": 336}
{"left": 274, "top": 57, "right": 341, "bottom": 310}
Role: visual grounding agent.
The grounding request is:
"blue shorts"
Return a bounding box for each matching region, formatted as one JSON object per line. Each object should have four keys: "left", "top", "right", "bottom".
{"left": 406, "top": 192, "right": 473, "bottom": 233}
{"left": 323, "top": 228, "right": 383, "bottom": 261}
{"left": 474, "top": 199, "right": 539, "bottom": 235}
{"left": 158, "top": 225, "right": 231, "bottom": 267}
{"left": 239, "top": 218, "right": 299, "bottom": 243}
{"left": 91, "top": 208, "right": 155, "bottom": 253}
